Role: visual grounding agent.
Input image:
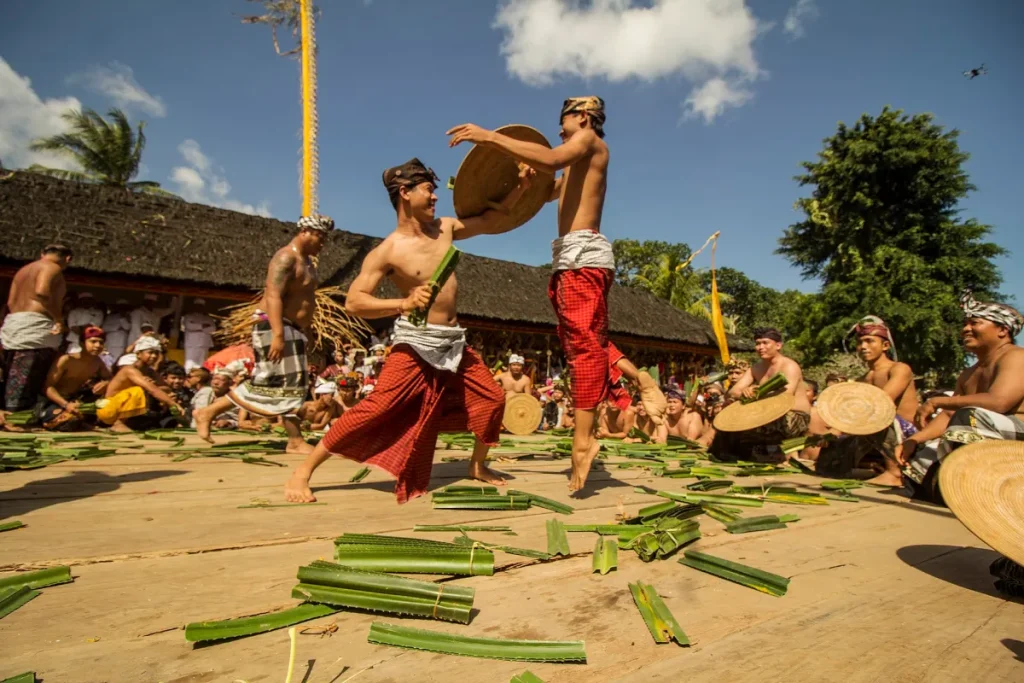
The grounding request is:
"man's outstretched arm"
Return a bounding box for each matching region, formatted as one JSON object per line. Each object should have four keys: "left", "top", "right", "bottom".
{"left": 447, "top": 124, "right": 596, "bottom": 175}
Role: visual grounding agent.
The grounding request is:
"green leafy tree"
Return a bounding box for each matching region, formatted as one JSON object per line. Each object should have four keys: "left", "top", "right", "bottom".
{"left": 696, "top": 267, "right": 807, "bottom": 339}
{"left": 612, "top": 239, "right": 691, "bottom": 287}
{"left": 777, "top": 107, "right": 1006, "bottom": 381}
{"left": 631, "top": 252, "right": 737, "bottom": 333}
{"left": 28, "top": 108, "right": 170, "bottom": 194}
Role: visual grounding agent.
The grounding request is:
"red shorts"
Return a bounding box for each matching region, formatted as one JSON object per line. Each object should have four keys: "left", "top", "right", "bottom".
{"left": 319, "top": 346, "right": 504, "bottom": 503}
{"left": 548, "top": 268, "right": 631, "bottom": 411}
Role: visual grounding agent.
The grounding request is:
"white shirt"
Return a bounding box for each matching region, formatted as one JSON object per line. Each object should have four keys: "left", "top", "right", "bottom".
{"left": 66, "top": 306, "right": 105, "bottom": 344}
{"left": 128, "top": 306, "right": 168, "bottom": 347}
{"left": 181, "top": 312, "right": 217, "bottom": 348}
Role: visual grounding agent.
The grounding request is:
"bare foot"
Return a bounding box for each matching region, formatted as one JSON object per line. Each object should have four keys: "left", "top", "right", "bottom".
{"left": 110, "top": 420, "right": 133, "bottom": 433}
{"left": 286, "top": 439, "right": 315, "bottom": 456}
{"left": 194, "top": 406, "right": 215, "bottom": 444}
{"left": 866, "top": 471, "right": 904, "bottom": 487}
{"left": 568, "top": 438, "right": 601, "bottom": 493}
{"left": 284, "top": 470, "right": 317, "bottom": 502}
{"left": 638, "top": 372, "right": 667, "bottom": 424}
{"left": 468, "top": 461, "right": 507, "bottom": 486}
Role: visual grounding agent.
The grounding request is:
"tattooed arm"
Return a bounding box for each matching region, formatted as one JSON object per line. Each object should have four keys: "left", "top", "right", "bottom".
{"left": 265, "top": 249, "right": 296, "bottom": 362}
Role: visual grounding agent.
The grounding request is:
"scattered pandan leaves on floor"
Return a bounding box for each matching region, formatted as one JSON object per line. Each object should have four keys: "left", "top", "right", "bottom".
{"left": 185, "top": 603, "right": 340, "bottom": 643}
{"left": 0, "top": 585, "right": 40, "bottom": 621}
{"left": 629, "top": 519, "right": 701, "bottom": 562}
{"left": 629, "top": 581, "right": 689, "bottom": 646}
{"left": 546, "top": 519, "right": 571, "bottom": 557}
{"left": 366, "top": 622, "right": 587, "bottom": 662}
{"left": 349, "top": 467, "right": 370, "bottom": 483}
{"left": 334, "top": 533, "right": 495, "bottom": 575}
{"left": 0, "top": 672, "right": 37, "bottom": 683}
{"left": 510, "top": 671, "right": 545, "bottom": 683}
{"left": 592, "top": 537, "right": 618, "bottom": 575}
{"left": 679, "top": 550, "right": 790, "bottom": 597}
{"left": 821, "top": 479, "right": 864, "bottom": 491}
{"left": 0, "top": 566, "right": 73, "bottom": 592}
{"left": 724, "top": 514, "right": 799, "bottom": 534}
{"left": 0, "top": 521, "right": 26, "bottom": 533}
{"left": 293, "top": 561, "right": 476, "bottom": 624}
{"left": 453, "top": 535, "right": 553, "bottom": 561}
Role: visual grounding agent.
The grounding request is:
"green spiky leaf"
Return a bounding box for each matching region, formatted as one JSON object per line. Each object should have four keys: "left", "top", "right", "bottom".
{"left": 367, "top": 622, "right": 587, "bottom": 662}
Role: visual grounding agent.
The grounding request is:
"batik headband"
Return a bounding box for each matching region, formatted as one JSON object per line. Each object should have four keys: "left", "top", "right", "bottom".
{"left": 961, "top": 289, "right": 1023, "bottom": 338}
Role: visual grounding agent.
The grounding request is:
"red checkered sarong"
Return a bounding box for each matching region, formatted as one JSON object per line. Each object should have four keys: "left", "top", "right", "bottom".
{"left": 548, "top": 267, "right": 631, "bottom": 411}
{"left": 319, "top": 345, "right": 504, "bottom": 503}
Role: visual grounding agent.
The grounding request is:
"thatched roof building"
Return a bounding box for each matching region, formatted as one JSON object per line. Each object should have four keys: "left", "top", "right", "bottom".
{"left": 0, "top": 173, "right": 749, "bottom": 355}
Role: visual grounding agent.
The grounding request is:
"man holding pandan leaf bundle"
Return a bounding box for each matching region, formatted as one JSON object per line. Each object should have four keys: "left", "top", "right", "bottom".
{"left": 98, "top": 336, "right": 183, "bottom": 432}
{"left": 714, "top": 327, "right": 811, "bottom": 462}
{"left": 284, "top": 158, "right": 534, "bottom": 504}
{"left": 447, "top": 96, "right": 667, "bottom": 493}
{"left": 40, "top": 325, "right": 112, "bottom": 431}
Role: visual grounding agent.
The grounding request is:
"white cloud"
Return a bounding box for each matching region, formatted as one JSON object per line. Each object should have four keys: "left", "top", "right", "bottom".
{"left": 170, "top": 139, "right": 271, "bottom": 217}
{"left": 0, "top": 57, "right": 82, "bottom": 170}
{"left": 682, "top": 77, "right": 754, "bottom": 124}
{"left": 493, "top": 0, "right": 764, "bottom": 122}
{"left": 783, "top": 0, "right": 818, "bottom": 39}
{"left": 66, "top": 62, "right": 167, "bottom": 117}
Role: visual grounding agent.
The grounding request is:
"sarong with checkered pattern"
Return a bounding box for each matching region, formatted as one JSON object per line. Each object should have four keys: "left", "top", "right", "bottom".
{"left": 905, "top": 406, "right": 1024, "bottom": 486}
{"left": 320, "top": 345, "right": 504, "bottom": 504}
{"left": 547, "top": 267, "right": 630, "bottom": 411}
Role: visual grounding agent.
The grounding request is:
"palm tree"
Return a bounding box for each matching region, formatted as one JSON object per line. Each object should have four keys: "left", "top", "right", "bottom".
{"left": 635, "top": 254, "right": 738, "bottom": 333}
{"left": 28, "top": 107, "right": 171, "bottom": 194}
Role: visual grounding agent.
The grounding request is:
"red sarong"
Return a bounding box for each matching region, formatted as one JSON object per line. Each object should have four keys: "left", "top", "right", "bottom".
{"left": 548, "top": 268, "right": 631, "bottom": 411}
{"left": 319, "top": 345, "right": 504, "bottom": 503}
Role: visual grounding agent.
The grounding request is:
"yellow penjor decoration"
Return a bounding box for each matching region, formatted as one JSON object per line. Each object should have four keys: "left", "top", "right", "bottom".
{"left": 709, "top": 236, "right": 731, "bottom": 366}
{"left": 677, "top": 231, "right": 730, "bottom": 366}
{"left": 300, "top": 0, "right": 318, "bottom": 215}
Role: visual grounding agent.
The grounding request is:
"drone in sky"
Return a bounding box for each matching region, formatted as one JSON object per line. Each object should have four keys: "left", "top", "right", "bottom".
{"left": 963, "top": 63, "right": 988, "bottom": 79}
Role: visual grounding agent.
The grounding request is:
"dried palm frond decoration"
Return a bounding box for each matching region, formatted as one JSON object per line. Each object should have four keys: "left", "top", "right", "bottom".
{"left": 214, "top": 286, "right": 372, "bottom": 352}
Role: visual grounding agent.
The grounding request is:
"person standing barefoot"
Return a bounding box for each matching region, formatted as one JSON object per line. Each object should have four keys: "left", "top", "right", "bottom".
{"left": 195, "top": 215, "right": 333, "bottom": 455}
{"left": 447, "top": 97, "right": 666, "bottom": 493}
{"left": 284, "top": 158, "right": 532, "bottom": 504}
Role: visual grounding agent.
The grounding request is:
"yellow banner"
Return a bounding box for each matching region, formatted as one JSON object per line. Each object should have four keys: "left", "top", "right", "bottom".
{"left": 710, "top": 237, "right": 730, "bottom": 366}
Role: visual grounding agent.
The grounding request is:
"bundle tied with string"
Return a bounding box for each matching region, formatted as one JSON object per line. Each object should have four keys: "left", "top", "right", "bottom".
{"left": 452, "top": 124, "right": 556, "bottom": 230}
{"left": 214, "top": 286, "right": 372, "bottom": 352}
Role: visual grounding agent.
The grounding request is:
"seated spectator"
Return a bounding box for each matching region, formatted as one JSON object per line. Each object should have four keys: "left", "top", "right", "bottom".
{"left": 97, "top": 337, "right": 183, "bottom": 432}
{"left": 628, "top": 395, "right": 667, "bottom": 443}
{"left": 208, "top": 369, "right": 240, "bottom": 430}
{"left": 596, "top": 396, "right": 637, "bottom": 439}
{"left": 41, "top": 326, "right": 111, "bottom": 431}
{"left": 298, "top": 382, "right": 341, "bottom": 430}
{"left": 664, "top": 389, "right": 704, "bottom": 441}
{"left": 187, "top": 367, "right": 213, "bottom": 426}
{"left": 332, "top": 376, "right": 360, "bottom": 419}
{"left": 804, "top": 379, "right": 819, "bottom": 406}
{"left": 238, "top": 408, "right": 280, "bottom": 432}
{"left": 160, "top": 363, "right": 193, "bottom": 428}
{"left": 825, "top": 373, "right": 848, "bottom": 388}
{"left": 319, "top": 347, "right": 351, "bottom": 379}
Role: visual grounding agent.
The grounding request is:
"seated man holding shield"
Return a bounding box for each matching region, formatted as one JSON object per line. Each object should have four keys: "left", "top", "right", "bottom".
{"left": 811, "top": 316, "right": 919, "bottom": 477}
{"left": 712, "top": 327, "right": 811, "bottom": 462}
{"left": 878, "top": 292, "right": 1024, "bottom": 500}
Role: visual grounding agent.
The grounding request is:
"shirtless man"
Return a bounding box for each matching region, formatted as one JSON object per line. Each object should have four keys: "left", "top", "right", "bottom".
{"left": 714, "top": 328, "right": 811, "bottom": 461}
{"left": 195, "top": 215, "right": 334, "bottom": 454}
{"left": 872, "top": 292, "right": 1024, "bottom": 496}
{"left": 447, "top": 96, "right": 666, "bottom": 492}
{"left": 41, "top": 325, "right": 111, "bottom": 430}
{"left": 663, "top": 390, "right": 704, "bottom": 441}
{"left": 628, "top": 396, "right": 668, "bottom": 443}
{"left": 284, "top": 158, "right": 531, "bottom": 504}
{"left": 298, "top": 382, "right": 341, "bottom": 431}
{"left": 1, "top": 244, "right": 70, "bottom": 410}
{"left": 496, "top": 354, "right": 532, "bottom": 397}
{"left": 596, "top": 397, "right": 636, "bottom": 439}
{"left": 810, "top": 317, "right": 918, "bottom": 474}
{"left": 97, "top": 336, "right": 183, "bottom": 431}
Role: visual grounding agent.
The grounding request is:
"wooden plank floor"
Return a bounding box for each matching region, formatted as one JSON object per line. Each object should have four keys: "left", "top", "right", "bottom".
{"left": 1, "top": 433, "right": 1020, "bottom": 682}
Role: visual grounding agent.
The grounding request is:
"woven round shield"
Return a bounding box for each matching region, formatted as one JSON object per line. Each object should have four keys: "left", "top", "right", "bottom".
{"left": 714, "top": 392, "right": 795, "bottom": 433}
{"left": 939, "top": 440, "right": 1024, "bottom": 565}
{"left": 816, "top": 382, "right": 896, "bottom": 435}
{"left": 503, "top": 393, "right": 542, "bottom": 436}
{"left": 453, "top": 125, "right": 556, "bottom": 231}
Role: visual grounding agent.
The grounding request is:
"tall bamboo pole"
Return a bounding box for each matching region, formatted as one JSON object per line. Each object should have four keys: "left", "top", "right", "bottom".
{"left": 299, "top": 0, "right": 318, "bottom": 215}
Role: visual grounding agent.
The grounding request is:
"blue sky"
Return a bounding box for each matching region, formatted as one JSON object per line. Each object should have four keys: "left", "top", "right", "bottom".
{"left": 2, "top": 0, "right": 1021, "bottom": 303}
